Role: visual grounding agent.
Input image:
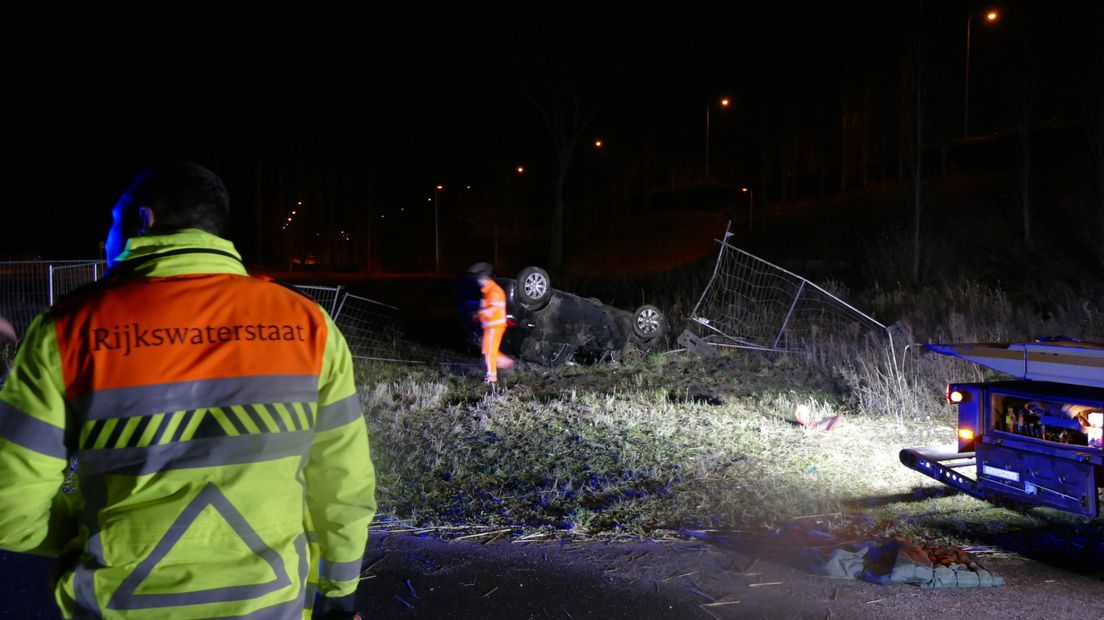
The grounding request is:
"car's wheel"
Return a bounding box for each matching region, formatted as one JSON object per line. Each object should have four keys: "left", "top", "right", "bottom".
{"left": 632, "top": 304, "right": 666, "bottom": 342}
{"left": 516, "top": 266, "right": 551, "bottom": 310}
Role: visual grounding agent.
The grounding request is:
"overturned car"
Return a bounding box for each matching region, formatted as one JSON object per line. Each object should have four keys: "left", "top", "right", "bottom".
{"left": 456, "top": 263, "right": 667, "bottom": 366}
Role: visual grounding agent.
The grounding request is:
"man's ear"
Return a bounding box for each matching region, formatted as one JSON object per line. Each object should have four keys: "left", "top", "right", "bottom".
{"left": 137, "top": 206, "right": 156, "bottom": 234}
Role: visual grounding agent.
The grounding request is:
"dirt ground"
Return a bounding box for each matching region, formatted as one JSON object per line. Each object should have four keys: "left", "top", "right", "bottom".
{"left": 353, "top": 530, "right": 1104, "bottom": 619}
{"left": 4, "top": 529, "right": 1102, "bottom": 619}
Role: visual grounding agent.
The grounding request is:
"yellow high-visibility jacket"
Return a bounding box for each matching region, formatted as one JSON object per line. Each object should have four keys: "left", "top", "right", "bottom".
{"left": 0, "top": 229, "right": 376, "bottom": 619}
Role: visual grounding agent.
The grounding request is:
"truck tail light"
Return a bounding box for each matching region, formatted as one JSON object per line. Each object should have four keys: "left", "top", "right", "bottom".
{"left": 958, "top": 428, "right": 975, "bottom": 441}
{"left": 946, "top": 385, "right": 969, "bottom": 404}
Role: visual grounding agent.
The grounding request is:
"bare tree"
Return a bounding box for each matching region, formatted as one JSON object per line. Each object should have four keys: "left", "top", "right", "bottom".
{"left": 521, "top": 21, "right": 601, "bottom": 270}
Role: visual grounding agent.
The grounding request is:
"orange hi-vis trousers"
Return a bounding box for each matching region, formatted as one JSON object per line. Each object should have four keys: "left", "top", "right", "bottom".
{"left": 482, "top": 325, "right": 505, "bottom": 382}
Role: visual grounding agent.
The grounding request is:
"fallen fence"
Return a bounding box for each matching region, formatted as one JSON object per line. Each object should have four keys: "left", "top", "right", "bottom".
{"left": 681, "top": 223, "right": 894, "bottom": 358}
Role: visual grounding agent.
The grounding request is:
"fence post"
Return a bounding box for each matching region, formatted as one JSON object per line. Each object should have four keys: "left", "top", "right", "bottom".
{"left": 688, "top": 220, "right": 732, "bottom": 321}
{"left": 332, "top": 286, "right": 347, "bottom": 320}
{"left": 48, "top": 264, "right": 55, "bottom": 307}
{"left": 773, "top": 280, "right": 805, "bottom": 350}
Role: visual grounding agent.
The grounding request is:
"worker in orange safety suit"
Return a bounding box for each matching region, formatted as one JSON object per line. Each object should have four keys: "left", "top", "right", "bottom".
{"left": 476, "top": 269, "right": 511, "bottom": 383}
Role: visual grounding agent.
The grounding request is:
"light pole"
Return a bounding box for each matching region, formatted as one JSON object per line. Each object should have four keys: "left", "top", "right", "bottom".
{"left": 964, "top": 10, "right": 999, "bottom": 138}
{"left": 434, "top": 184, "right": 442, "bottom": 273}
{"left": 705, "top": 97, "right": 730, "bottom": 183}
{"left": 741, "top": 187, "right": 754, "bottom": 232}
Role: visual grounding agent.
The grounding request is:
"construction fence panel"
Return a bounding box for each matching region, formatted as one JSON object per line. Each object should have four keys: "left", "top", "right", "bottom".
{"left": 50, "top": 262, "right": 105, "bottom": 305}
{"left": 2, "top": 267, "right": 413, "bottom": 364}
{"left": 687, "top": 234, "right": 888, "bottom": 353}
{"left": 0, "top": 260, "right": 104, "bottom": 337}
{"left": 333, "top": 294, "right": 405, "bottom": 362}
{"left": 293, "top": 284, "right": 343, "bottom": 317}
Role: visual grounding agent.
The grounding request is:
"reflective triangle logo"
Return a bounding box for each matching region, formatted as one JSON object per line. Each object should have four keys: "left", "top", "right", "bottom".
{"left": 108, "top": 482, "right": 292, "bottom": 610}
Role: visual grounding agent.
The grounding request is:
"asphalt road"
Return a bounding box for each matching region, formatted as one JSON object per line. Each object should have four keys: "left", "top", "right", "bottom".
{"left": 5, "top": 531, "right": 1104, "bottom": 619}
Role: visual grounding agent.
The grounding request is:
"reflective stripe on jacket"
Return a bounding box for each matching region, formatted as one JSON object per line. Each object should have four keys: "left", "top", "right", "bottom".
{"left": 479, "top": 279, "right": 507, "bottom": 328}
{"left": 0, "top": 229, "right": 376, "bottom": 619}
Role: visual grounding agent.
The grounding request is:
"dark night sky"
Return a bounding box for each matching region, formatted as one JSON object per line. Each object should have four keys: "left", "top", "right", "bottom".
{"left": 2, "top": 1, "right": 1101, "bottom": 268}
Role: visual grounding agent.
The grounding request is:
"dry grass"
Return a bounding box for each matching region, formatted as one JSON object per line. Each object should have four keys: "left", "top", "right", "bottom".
{"left": 815, "top": 280, "right": 1104, "bottom": 422}
{"left": 360, "top": 358, "right": 958, "bottom": 535}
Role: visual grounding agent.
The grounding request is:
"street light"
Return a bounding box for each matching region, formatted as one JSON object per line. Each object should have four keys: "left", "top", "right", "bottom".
{"left": 434, "top": 184, "right": 443, "bottom": 273}
{"left": 705, "top": 97, "right": 731, "bottom": 183}
{"left": 741, "top": 187, "right": 754, "bottom": 232}
{"left": 964, "top": 9, "right": 999, "bottom": 138}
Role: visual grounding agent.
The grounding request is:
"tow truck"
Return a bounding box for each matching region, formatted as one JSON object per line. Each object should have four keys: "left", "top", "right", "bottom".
{"left": 900, "top": 339, "right": 1104, "bottom": 517}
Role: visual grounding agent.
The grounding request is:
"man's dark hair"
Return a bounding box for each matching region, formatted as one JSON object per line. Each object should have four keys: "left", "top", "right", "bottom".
{"left": 121, "top": 163, "right": 230, "bottom": 236}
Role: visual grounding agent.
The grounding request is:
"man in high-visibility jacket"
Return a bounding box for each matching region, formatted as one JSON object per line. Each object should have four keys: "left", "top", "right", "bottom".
{"left": 476, "top": 269, "right": 508, "bottom": 383}
{"left": 0, "top": 163, "right": 375, "bottom": 619}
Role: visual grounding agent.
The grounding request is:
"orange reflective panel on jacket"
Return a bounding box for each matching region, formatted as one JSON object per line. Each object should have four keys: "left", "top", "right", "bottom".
{"left": 53, "top": 274, "right": 327, "bottom": 398}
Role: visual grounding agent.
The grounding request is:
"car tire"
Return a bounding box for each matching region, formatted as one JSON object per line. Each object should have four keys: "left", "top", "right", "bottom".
{"left": 632, "top": 304, "right": 666, "bottom": 343}
{"left": 516, "top": 266, "right": 551, "bottom": 310}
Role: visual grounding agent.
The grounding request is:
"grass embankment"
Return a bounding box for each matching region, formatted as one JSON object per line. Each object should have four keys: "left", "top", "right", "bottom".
{"left": 360, "top": 355, "right": 955, "bottom": 536}
{"left": 360, "top": 280, "right": 1104, "bottom": 549}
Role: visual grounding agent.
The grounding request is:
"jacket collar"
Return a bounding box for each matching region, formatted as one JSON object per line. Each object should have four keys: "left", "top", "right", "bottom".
{"left": 110, "top": 229, "right": 247, "bottom": 278}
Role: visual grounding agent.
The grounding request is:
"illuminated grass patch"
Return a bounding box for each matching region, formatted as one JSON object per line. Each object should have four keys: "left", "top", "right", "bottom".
{"left": 360, "top": 357, "right": 961, "bottom": 535}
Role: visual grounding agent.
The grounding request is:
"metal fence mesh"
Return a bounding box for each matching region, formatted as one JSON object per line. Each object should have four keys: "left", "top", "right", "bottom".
{"left": 293, "top": 285, "right": 342, "bottom": 317}
{"left": 333, "top": 294, "right": 405, "bottom": 362}
{"left": 0, "top": 267, "right": 411, "bottom": 364}
{"left": 687, "top": 232, "right": 888, "bottom": 352}
{"left": 50, "top": 263, "right": 104, "bottom": 305}
{"left": 0, "top": 261, "right": 105, "bottom": 336}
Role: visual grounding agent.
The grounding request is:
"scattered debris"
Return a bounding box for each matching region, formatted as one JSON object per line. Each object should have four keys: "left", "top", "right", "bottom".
{"left": 407, "top": 553, "right": 442, "bottom": 570}
{"left": 698, "top": 605, "right": 723, "bottom": 620}
{"left": 816, "top": 537, "right": 1004, "bottom": 588}
{"left": 684, "top": 585, "right": 715, "bottom": 601}
{"left": 360, "top": 553, "right": 390, "bottom": 579}
{"left": 685, "top": 517, "right": 1004, "bottom": 589}
{"left": 794, "top": 404, "right": 843, "bottom": 432}
{"left": 454, "top": 528, "right": 512, "bottom": 542}
{"left": 677, "top": 329, "right": 718, "bottom": 358}
{"left": 740, "top": 557, "right": 759, "bottom": 574}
